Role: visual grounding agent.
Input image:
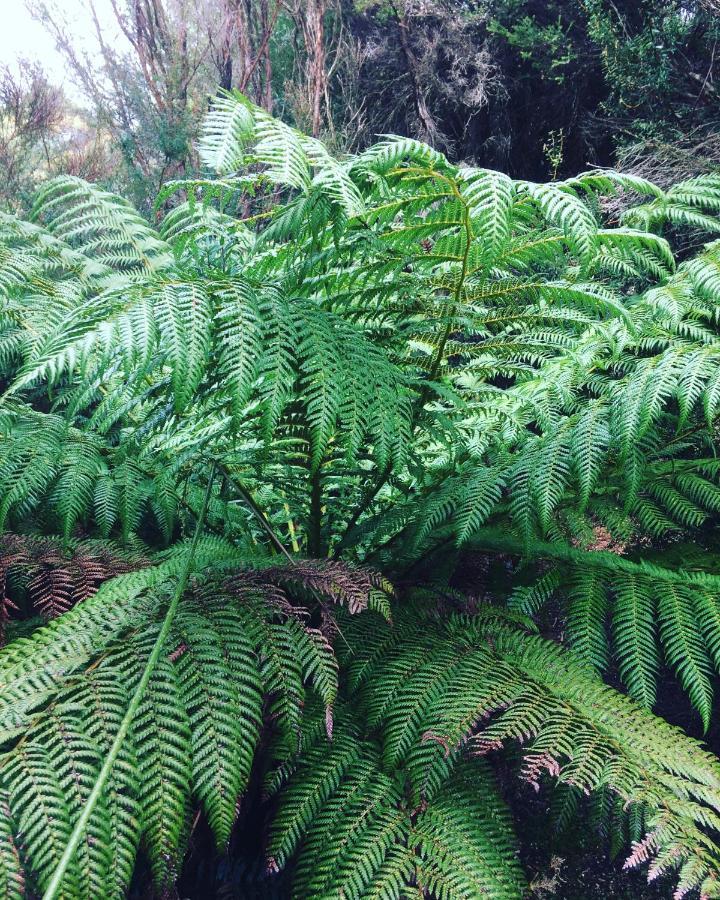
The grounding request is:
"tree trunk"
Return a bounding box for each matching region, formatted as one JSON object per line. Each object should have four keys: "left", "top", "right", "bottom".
{"left": 304, "top": 0, "right": 328, "bottom": 136}
{"left": 390, "top": 0, "right": 439, "bottom": 144}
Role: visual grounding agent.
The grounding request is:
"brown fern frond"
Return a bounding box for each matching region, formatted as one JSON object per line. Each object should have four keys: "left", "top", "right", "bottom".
{"left": 220, "top": 573, "right": 298, "bottom": 617}
{"left": 0, "top": 534, "right": 146, "bottom": 641}
{"left": 218, "top": 559, "right": 387, "bottom": 619}
{"left": 260, "top": 560, "right": 385, "bottom": 614}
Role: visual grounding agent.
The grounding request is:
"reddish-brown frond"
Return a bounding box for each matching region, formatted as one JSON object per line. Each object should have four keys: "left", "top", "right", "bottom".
{"left": 0, "top": 534, "right": 146, "bottom": 641}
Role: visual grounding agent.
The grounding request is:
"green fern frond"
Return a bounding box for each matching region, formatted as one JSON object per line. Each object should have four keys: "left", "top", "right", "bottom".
{"left": 31, "top": 176, "right": 172, "bottom": 274}
{"left": 198, "top": 91, "right": 255, "bottom": 175}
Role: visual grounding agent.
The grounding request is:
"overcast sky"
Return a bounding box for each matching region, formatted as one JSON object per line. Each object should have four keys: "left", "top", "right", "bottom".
{"left": 0, "top": 0, "right": 123, "bottom": 100}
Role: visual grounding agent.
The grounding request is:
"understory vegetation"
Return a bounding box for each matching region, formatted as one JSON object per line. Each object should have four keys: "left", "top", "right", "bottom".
{"left": 4, "top": 91, "right": 720, "bottom": 898}
{"left": 8, "top": 1, "right": 719, "bottom": 210}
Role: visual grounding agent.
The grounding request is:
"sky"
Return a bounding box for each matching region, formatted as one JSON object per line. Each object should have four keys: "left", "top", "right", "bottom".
{"left": 0, "top": 0, "right": 123, "bottom": 101}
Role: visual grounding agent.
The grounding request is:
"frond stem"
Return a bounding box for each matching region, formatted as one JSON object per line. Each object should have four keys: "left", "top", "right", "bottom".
{"left": 331, "top": 465, "right": 391, "bottom": 559}
{"left": 42, "top": 464, "right": 217, "bottom": 900}
{"left": 221, "top": 466, "right": 296, "bottom": 563}
{"left": 308, "top": 466, "right": 324, "bottom": 557}
{"left": 335, "top": 173, "right": 473, "bottom": 558}
{"left": 422, "top": 171, "right": 473, "bottom": 392}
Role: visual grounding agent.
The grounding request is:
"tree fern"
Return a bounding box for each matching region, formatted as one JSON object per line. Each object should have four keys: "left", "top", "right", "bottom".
{"left": 2, "top": 94, "right": 720, "bottom": 898}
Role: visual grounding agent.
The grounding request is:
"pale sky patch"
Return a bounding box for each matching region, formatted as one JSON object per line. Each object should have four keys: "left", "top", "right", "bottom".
{"left": 0, "top": 0, "right": 125, "bottom": 102}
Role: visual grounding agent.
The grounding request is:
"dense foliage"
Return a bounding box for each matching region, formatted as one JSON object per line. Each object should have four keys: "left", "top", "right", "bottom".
{"left": 10, "top": 0, "right": 719, "bottom": 212}
{"left": 3, "top": 93, "right": 720, "bottom": 898}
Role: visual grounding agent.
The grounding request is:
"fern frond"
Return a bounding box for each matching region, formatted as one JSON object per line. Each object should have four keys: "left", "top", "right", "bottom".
{"left": 31, "top": 176, "right": 171, "bottom": 274}
{"left": 198, "top": 91, "right": 256, "bottom": 175}
{"left": 520, "top": 181, "right": 599, "bottom": 263}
